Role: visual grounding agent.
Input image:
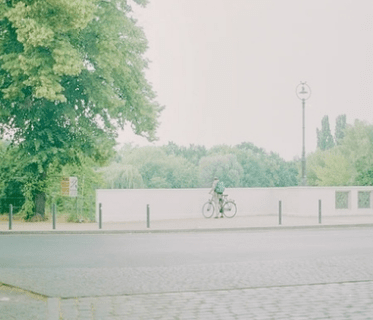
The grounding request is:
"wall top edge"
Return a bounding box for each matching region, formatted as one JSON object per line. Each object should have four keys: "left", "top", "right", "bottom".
{"left": 96, "top": 186, "right": 373, "bottom": 192}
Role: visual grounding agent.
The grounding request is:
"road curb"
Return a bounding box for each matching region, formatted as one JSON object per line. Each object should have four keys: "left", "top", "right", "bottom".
{"left": 1, "top": 223, "right": 373, "bottom": 235}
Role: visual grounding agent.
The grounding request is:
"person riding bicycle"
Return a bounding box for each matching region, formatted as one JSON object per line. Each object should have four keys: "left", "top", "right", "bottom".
{"left": 209, "top": 177, "right": 225, "bottom": 218}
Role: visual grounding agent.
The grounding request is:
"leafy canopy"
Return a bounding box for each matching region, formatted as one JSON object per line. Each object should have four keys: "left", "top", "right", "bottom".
{"left": 0, "top": 0, "right": 161, "bottom": 163}
{"left": 0, "top": 0, "right": 161, "bottom": 215}
{"left": 307, "top": 119, "right": 373, "bottom": 186}
{"left": 317, "top": 115, "right": 334, "bottom": 151}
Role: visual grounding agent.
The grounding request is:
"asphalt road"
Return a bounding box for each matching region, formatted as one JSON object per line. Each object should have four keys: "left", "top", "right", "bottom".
{"left": 1, "top": 227, "right": 373, "bottom": 319}
{"left": 1, "top": 227, "right": 372, "bottom": 269}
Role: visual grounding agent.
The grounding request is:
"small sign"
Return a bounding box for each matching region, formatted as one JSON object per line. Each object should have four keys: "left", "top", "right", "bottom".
{"left": 69, "top": 177, "right": 78, "bottom": 197}
{"left": 61, "top": 177, "right": 78, "bottom": 197}
{"left": 61, "top": 177, "right": 70, "bottom": 196}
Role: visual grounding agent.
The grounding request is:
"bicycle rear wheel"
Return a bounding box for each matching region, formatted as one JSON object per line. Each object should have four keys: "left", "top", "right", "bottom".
{"left": 202, "top": 201, "right": 215, "bottom": 218}
{"left": 222, "top": 201, "right": 237, "bottom": 218}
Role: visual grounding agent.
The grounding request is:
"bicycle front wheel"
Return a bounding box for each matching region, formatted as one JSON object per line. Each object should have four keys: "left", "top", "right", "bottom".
{"left": 222, "top": 201, "right": 237, "bottom": 218}
{"left": 202, "top": 201, "right": 215, "bottom": 218}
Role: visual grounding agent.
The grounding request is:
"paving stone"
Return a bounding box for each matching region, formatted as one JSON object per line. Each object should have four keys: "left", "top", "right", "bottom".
{"left": 53, "top": 281, "right": 373, "bottom": 319}
{"left": 0, "top": 284, "right": 47, "bottom": 320}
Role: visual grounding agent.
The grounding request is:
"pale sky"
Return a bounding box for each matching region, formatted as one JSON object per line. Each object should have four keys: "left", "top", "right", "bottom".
{"left": 117, "top": 0, "right": 373, "bottom": 161}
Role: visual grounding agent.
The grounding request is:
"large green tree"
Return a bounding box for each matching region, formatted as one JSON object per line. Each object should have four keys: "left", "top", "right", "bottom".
{"left": 0, "top": 0, "right": 161, "bottom": 217}
{"left": 335, "top": 114, "right": 347, "bottom": 146}
{"left": 317, "top": 115, "right": 335, "bottom": 150}
{"left": 340, "top": 120, "right": 373, "bottom": 185}
{"left": 307, "top": 119, "right": 373, "bottom": 186}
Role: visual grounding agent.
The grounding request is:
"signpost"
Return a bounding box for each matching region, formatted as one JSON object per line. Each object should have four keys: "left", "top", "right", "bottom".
{"left": 61, "top": 177, "right": 78, "bottom": 197}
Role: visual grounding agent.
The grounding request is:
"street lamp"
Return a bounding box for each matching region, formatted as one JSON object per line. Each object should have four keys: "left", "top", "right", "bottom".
{"left": 296, "top": 82, "right": 311, "bottom": 186}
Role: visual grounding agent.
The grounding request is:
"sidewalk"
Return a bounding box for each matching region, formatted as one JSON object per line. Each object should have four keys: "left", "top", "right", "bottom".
{"left": 1, "top": 214, "right": 373, "bottom": 233}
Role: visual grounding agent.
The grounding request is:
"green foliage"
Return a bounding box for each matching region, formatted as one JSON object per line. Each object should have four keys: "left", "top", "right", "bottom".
{"left": 306, "top": 149, "right": 325, "bottom": 186}
{"left": 265, "top": 152, "right": 299, "bottom": 187}
{"left": 163, "top": 142, "right": 207, "bottom": 166}
{"left": 0, "top": 0, "right": 161, "bottom": 216}
{"left": 234, "top": 143, "right": 269, "bottom": 187}
{"left": 0, "top": 140, "right": 25, "bottom": 213}
{"left": 22, "top": 180, "right": 39, "bottom": 220}
{"left": 236, "top": 144, "right": 298, "bottom": 187}
{"left": 339, "top": 120, "right": 373, "bottom": 170}
{"left": 148, "top": 176, "right": 170, "bottom": 189}
{"left": 335, "top": 114, "right": 347, "bottom": 146}
{"left": 101, "top": 163, "right": 144, "bottom": 189}
{"left": 105, "top": 145, "right": 199, "bottom": 189}
{"left": 317, "top": 115, "right": 335, "bottom": 150}
{"left": 339, "top": 120, "right": 373, "bottom": 185}
{"left": 101, "top": 142, "right": 298, "bottom": 189}
{"left": 236, "top": 142, "right": 266, "bottom": 155}
{"left": 355, "top": 168, "right": 373, "bottom": 186}
{"left": 307, "top": 149, "right": 352, "bottom": 186}
{"left": 0, "top": 139, "right": 105, "bottom": 220}
{"left": 207, "top": 144, "right": 237, "bottom": 156}
{"left": 0, "top": 142, "right": 31, "bottom": 215}
{"left": 199, "top": 154, "right": 243, "bottom": 188}
{"left": 1, "top": 0, "right": 93, "bottom": 101}
{"left": 46, "top": 158, "right": 105, "bottom": 222}
{"left": 308, "top": 118, "right": 373, "bottom": 186}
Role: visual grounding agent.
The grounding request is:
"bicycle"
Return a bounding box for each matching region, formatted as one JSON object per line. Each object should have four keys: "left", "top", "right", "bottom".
{"left": 202, "top": 194, "right": 237, "bottom": 218}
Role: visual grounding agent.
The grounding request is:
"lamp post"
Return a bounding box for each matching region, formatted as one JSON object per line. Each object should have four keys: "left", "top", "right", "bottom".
{"left": 296, "top": 82, "right": 311, "bottom": 186}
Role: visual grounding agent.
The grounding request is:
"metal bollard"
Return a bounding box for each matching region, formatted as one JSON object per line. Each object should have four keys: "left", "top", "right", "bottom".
{"left": 9, "top": 204, "right": 13, "bottom": 230}
{"left": 147, "top": 204, "right": 150, "bottom": 228}
{"left": 279, "top": 200, "right": 282, "bottom": 225}
{"left": 52, "top": 203, "right": 56, "bottom": 230}
{"left": 318, "top": 199, "right": 322, "bottom": 224}
{"left": 99, "top": 203, "right": 102, "bottom": 229}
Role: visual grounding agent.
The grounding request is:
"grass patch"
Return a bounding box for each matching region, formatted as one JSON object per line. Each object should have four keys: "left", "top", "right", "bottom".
{"left": 0, "top": 213, "right": 24, "bottom": 221}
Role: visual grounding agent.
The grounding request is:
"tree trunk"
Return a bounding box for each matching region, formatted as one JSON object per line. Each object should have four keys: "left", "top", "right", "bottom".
{"left": 35, "top": 192, "right": 46, "bottom": 218}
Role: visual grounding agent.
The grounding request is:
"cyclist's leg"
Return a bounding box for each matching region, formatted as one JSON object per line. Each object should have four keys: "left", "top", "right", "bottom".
{"left": 213, "top": 194, "right": 220, "bottom": 218}
{"left": 218, "top": 195, "right": 224, "bottom": 217}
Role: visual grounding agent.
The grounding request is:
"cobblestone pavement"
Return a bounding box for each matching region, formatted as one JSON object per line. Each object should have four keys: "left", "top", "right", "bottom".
{"left": 3, "top": 254, "right": 373, "bottom": 319}
{"left": 3, "top": 280, "right": 373, "bottom": 319}
{"left": 58, "top": 281, "right": 373, "bottom": 320}
{"left": 1, "top": 255, "right": 373, "bottom": 298}
{"left": 0, "top": 283, "right": 47, "bottom": 320}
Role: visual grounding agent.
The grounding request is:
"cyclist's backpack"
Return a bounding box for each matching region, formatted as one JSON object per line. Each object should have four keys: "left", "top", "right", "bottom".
{"left": 214, "top": 181, "right": 225, "bottom": 194}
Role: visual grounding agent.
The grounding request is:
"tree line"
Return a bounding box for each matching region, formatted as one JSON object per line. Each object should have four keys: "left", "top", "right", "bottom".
{"left": 2, "top": 113, "right": 373, "bottom": 220}
{"left": 100, "top": 142, "right": 299, "bottom": 190}
{"left": 0, "top": 139, "right": 299, "bottom": 219}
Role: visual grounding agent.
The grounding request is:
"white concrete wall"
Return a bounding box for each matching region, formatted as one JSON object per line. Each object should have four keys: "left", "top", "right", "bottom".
{"left": 96, "top": 187, "right": 373, "bottom": 222}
